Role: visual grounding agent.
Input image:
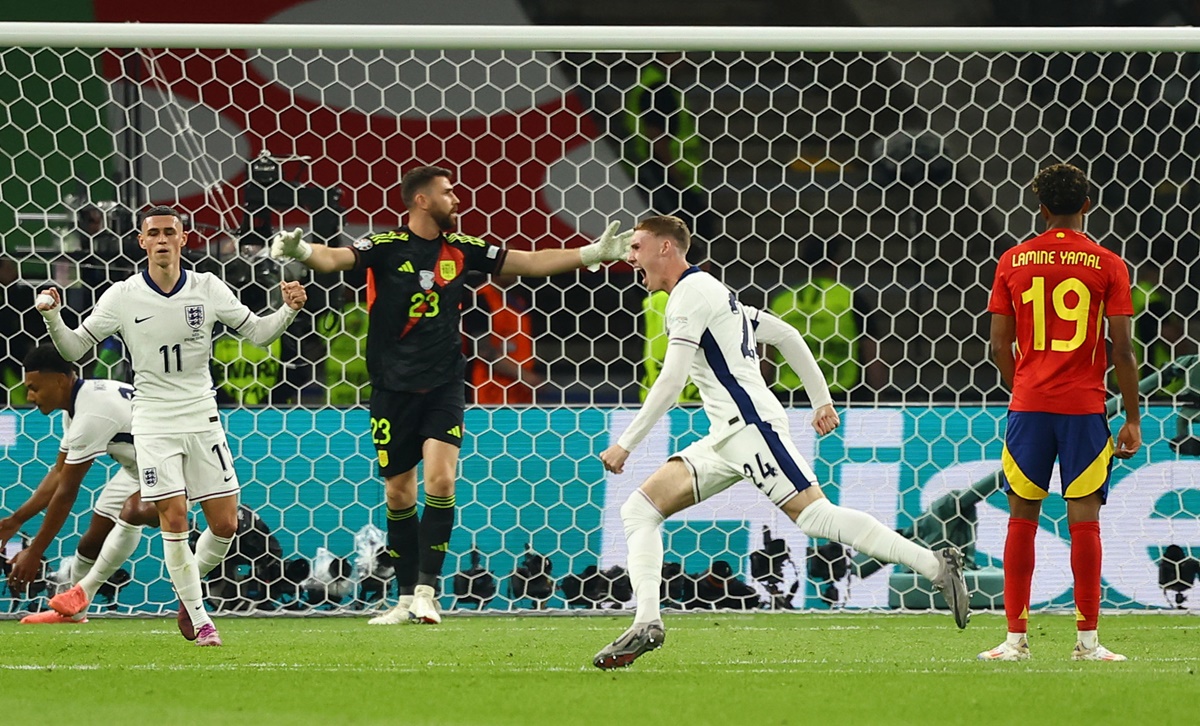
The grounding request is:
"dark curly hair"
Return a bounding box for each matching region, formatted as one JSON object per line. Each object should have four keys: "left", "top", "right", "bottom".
{"left": 23, "top": 343, "right": 75, "bottom": 376}
{"left": 1032, "top": 163, "right": 1090, "bottom": 215}
{"left": 400, "top": 165, "right": 453, "bottom": 209}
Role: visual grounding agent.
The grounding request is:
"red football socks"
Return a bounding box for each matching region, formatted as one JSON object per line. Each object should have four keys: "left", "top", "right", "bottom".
{"left": 1004, "top": 517, "right": 1038, "bottom": 634}
{"left": 1070, "top": 520, "right": 1102, "bottom": 632}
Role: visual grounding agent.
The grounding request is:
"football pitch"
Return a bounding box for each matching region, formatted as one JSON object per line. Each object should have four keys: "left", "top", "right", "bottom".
{"left": 1, "top": 613, "right": 1195, "bottom": 724}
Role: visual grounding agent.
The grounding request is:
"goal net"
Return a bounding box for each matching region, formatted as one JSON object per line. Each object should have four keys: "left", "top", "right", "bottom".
{"left": 1, "top": 22, "right": 1198, "bottom": 616}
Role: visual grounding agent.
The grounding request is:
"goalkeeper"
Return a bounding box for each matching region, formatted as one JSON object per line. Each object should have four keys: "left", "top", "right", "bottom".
{"left": 271, "top": 165, "right": 632, "bottom": 625}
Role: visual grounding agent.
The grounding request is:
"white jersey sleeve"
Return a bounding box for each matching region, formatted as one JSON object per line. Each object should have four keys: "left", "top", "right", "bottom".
{"left": 207, "top": 275, "right": 298, "bottom": 346}
{"left": 44, "top": 285, "right": 123, "bottom": 360}
{"left": 751, "top": 308, "right": 832, "bottom": 410}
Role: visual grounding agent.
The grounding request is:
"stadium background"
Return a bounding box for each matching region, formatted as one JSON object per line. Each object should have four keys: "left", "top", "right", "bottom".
{"left": 1, "top": 0, "right": 1198, "bottom": 615}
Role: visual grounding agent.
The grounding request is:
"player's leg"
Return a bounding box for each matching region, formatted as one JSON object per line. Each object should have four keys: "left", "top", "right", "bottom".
{"left": 1059, "top": 414, "right": 1124, "bottom": 661}
{"left": 367, "top": 387, "right": 425, "bottom": 625}
{"left": 740, "top": 419, "right": 967, "bottom": 628}
{"left": 593, "top": 457, "right": 698, "bottom": 669}
{"left": 73, "top": 473, "right": 155, "bottom": 605}
{"left": 979, "top": 411, "right": 1055, "bottom": 660}
{"left": 190, "top": 431, "right": 239, "bottom": 580}
{"left": 369, "top": 467, "right": 419, "bottom": 625}
{"left": 408, "top": 381, "right": 468, "bottom": 625}
{"left": 181, "top": 432, "right": 242, "bottom": 646}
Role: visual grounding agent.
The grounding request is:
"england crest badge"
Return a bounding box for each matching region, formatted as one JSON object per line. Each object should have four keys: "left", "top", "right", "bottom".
{"left": 185, "top": 305, "right": 205, "bottom": 329}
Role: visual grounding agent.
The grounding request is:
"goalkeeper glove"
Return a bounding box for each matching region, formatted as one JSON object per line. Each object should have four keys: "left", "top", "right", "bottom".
{"left": 579, "top": 221, "right": 634, "bottom": 271}
{"left": 270, "top": 227, "right": 313, "bottom": 262}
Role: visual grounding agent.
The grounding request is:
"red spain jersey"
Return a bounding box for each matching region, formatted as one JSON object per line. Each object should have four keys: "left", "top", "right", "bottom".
{"left": 988, "top": 228, "right": 1134, "bottom": 414}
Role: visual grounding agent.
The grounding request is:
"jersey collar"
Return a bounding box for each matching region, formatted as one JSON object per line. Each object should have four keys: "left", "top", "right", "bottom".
{"left": 141, "top": 268, "right": 188, "bottom": 297}
{"left": 678, "top": 265, "right": 702, "bottom": 281}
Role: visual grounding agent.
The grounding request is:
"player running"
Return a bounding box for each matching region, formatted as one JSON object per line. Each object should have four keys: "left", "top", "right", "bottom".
{"left": 593, "top": 215, "right": 969, "bottom": 670}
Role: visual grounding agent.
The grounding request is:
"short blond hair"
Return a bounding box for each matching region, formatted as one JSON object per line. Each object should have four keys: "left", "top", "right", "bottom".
{"left": 635, "top": 215, "right": 691, "bottom": 253}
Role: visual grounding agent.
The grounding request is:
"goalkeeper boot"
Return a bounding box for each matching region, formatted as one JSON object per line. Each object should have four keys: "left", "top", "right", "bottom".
{"left": 21, "top": 610, "right": 87, "bottom": 624}
{"left": 177, "top": 600, "right": 197, "bottom": 641}
{"left": 49, "top": 584, "right": 91, "bottom": 618}
{"left": 978, "top": 635, "right": 1030, "bottom": 661}
{"left": 368, "top": 595, "right": 415, "bottom": 625}
{"left": 195, "top": 623, "right": 223, "bottom": 647}
{"left": 1072, "top": 642, "right": 1126, "bottom": 662}
{"left": 593, "top": 620, "right": 666, "bottom": 670}
{"left": 931, "top": 546, "right": 971, "bottom": 629}
{"left": 409, "top": 585, "right": 442, "bottom": 624}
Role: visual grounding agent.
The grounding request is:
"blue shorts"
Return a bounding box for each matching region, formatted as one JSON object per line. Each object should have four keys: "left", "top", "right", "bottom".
{"left": 1000, "top": 411, "right": 1114, "bottom": 503}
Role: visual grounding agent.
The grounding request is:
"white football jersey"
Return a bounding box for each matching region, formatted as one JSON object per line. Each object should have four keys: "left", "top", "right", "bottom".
{"left": 664, "top": 268, "right": 788, "bottom": 439}
{"left": 60, "top": 378, "right": 137, "bottom": 476}
{"left": 75, "top": 270, "right": 260, "bottom": 434}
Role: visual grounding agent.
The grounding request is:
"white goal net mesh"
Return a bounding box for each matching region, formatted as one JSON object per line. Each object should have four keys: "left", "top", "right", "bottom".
{"left": 2, "top": 30, "right": 1198, "bottom": 616}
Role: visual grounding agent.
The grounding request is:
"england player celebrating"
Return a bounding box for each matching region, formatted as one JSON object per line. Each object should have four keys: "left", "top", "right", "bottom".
{"left": 36, "top": 206, "right": 307, "bottom": 646}
{"left": 2, "top": 345, "right": 159, "bottom": 621}
{"left": 593, "top": 216, "right": 969, "bottom": 669}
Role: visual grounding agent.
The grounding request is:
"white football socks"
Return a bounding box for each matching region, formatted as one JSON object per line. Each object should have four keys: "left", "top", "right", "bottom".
{"left": 77, "top": 519, "right": 142, "bottom": 599}
{"left": 161, "top": 531, "right": 213, "bottom": 630}
{"left": 621, "top": 491, "right": 665, "bottom": 625}
{"left": 70, "top": 553, "right": 95, "bottom": 585}
{"left": 193, "top": 528, "right": 234, "bottom": 578}
{"left": 794, "top": 497, "right": 940, "bottom": 580}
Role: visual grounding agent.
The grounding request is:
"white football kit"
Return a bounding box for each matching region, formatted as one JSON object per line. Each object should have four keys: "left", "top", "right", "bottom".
{"left": 618, "top": 267, "right": 830, "bottom": 506}
{"left": 60, "top": 378, "right": 140, "bottom": 522}
{"left": 45, "top": 269, "right": 297, "bottom": 502}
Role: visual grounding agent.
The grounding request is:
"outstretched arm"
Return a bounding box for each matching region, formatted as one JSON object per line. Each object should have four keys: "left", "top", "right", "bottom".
{"left": 600, "top": 341, "right": 697, "bottom": 474}
{"left": 500, "top": 222, "right": 634, "bottom": 277}
{"left": 6, "top": 456, "right": 93, "bottom": 590}
{"left": 0, "top": 454, "right": 66, "bottom": 543}
{"left": 270, "top": 228, "right": 357, "bottom": 273}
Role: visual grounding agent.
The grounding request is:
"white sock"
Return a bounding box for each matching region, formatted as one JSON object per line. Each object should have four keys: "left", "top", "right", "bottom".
{"left": 194, "top": 528, "right": 234, "bottom": 578}
{"left": 1077, "top": 630, "right": 1098, "bottom": 649}
{"left": 621, "top": 491, "right": 665, "bottom": 625}
{"left": 1008, "top": 632, "right": 1029, "bottom": 646}
{"left": 161, "top": 531, "right": 213, "bottom": 630}
{"left": 77, "top": 520, "right": 142, "bottom": 599}
{"left": 71, "top": 554, "right": 96, "bottom": 585}
{"left": 795, "top": 498, "right": 941, "bottom": 580}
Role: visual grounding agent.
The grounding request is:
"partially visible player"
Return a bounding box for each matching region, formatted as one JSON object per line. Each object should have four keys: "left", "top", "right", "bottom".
{"left": 2, "top": 345, "right": 159, "bottom": 621}
{"left": 36, "top": 206, "right": 307, "bottom": 646}
{"left": 592, "top": 215, "right": 969, "bottom": 669}
{"left": 981, "top": 163, "right": 1140, "bottom": 662}
{"left": 270, "top": 165, "right": 633, "bottom": 626}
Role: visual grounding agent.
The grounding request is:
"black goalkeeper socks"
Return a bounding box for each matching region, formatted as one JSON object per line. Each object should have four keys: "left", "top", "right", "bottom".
{"left": 417, "top": 493, "right": 456, "bottom": 590}
{"left": 386, "top": 504, "right": 419, "bottom": 595}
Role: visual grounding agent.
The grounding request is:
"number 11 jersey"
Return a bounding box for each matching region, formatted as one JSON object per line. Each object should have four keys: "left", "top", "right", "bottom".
{"left": 76, "top": 269, "right": 267, "bottom": 434}
{"left": 989, "top": 228, "right": 1134, "bottom": 414}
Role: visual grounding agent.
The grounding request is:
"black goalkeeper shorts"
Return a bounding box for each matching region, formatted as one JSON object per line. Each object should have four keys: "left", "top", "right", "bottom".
{"left": 368, "top": 380, "right": 466, "bottom": 477}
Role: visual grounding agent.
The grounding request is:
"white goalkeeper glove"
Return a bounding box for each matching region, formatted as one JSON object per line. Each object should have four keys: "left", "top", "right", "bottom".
{"left": 579, "top": 221, "right": 634, "bottom": 272}
{"left": 270, "top": 227, "right": 313, "bottom": 262}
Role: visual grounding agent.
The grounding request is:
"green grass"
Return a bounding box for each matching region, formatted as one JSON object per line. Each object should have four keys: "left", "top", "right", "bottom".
{"left": 1, "top": 613, "right": 1196, "bottom": 724}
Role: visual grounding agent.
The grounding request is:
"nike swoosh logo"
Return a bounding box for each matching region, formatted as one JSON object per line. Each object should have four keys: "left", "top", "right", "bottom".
{"left": 223, "top": 475, "right": 235, "bottom": 483}
{"left": 134, "top": 316, "right": 154, "bottom": 323}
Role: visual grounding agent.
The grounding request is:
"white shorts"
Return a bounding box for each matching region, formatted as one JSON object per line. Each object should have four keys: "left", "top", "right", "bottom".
{"left": 135, "top": 429, "right": 241, "bottom": 504}
{"left": 675, "top": 421, "right": 817, "bottom": 507}
{"left": 92, "top": 468, "right": 141, "bottom": 522}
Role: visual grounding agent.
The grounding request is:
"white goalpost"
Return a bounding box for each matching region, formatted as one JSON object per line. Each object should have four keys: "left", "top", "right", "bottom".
{"left": 1, "top": 23, "right": 1198, "bottom": 617}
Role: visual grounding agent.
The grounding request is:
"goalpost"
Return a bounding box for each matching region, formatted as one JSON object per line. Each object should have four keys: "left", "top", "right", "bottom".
{"left": 1, "top": 23, "right": 1198, "bottom": 616}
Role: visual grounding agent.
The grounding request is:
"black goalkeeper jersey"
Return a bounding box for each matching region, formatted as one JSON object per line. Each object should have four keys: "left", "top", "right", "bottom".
{"left": 352, "top": 226, "right": 507, "bottom": 392}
